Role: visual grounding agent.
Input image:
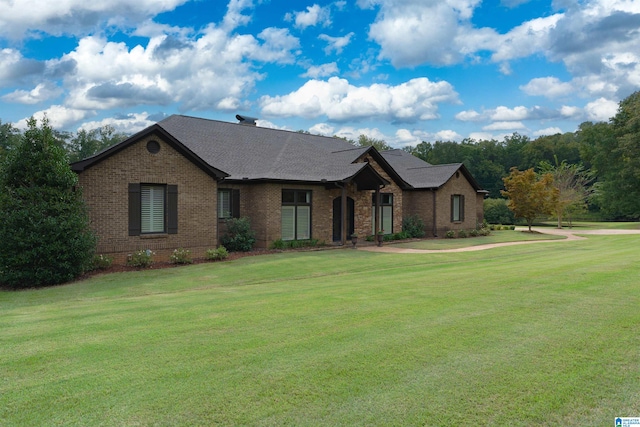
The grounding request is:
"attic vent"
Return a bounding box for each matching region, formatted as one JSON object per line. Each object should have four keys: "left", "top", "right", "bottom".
{"left": 236, "top": 114, "right": 258, "bottom": 126}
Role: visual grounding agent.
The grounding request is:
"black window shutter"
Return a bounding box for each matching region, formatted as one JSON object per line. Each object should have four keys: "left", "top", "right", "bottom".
{"left": 232, "top": 189, "right": 240, "bottom": 218}
{"left": 128, "top": 183, "right": 141, "bottom": 236}
{"left": 460, "top": 195, "right": 465, "bottom": 222}
{"left": 450, "top": 195, "right": 454, "bottom": 222}
{"left": 168, "top": 185, "right": 178, "bottom": 234}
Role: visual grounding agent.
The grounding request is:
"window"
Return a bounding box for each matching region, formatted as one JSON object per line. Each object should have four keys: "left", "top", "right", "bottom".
{"left": 218, "top": 189, "right": 240, "bottom": 219}
{"left": 282, "top": 190, "right": 311, "bottom": 240}
{"left": 451, "top": 194, "right": 465, "bottom": 222}
{"left": 141, "top": 185, "right": 165, "bottom": 233}
{"left": 372, "top": 193, "right": 393, "bottom": 234}
{"left": 128, "top": 183, "right": 177, "bottom": 236}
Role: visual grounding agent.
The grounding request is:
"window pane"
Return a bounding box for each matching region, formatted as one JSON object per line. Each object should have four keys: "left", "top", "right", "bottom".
{"left": 296, "top": 206, "right": 310, "bottom": 240}
{"left": 282, "top": 190, "right": 295, "bottom": 204}
{"left": 141, "top": 185, "right": 165, "bottom": 233}
{"left": 453, "top": 195, "right": 461, "bottom": 221}
{"left": 382, "top": 205, "right": 392, "bottom": 234}
{"left": 282, "top": 206, "right": 295, "bottom": 240}
{"left": 296, "top": 191, "right": 310, "bottom": 204}
{"left": 218, "top": 190, "right": 230, "bottom": 218}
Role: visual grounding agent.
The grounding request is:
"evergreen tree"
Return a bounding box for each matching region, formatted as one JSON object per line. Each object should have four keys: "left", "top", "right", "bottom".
{"left": 0, "top": 117, "right": 96, "bottom": 288}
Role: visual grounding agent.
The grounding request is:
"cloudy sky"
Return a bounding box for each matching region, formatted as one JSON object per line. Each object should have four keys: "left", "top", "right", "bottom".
{"left": 0, "top": 0, "right": 639, "bottom": 147}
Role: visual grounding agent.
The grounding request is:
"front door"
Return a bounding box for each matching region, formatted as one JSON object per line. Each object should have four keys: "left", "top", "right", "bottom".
{"left": 332, "top": 196, "right": 355, "bottom": 242}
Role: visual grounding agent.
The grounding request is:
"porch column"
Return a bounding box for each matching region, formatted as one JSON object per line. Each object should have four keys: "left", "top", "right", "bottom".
{"left": 341, "top": 184, "right": 347, "bottom": 245}
{"left": 374, "top": 186, "right": 381, "bottom": 235}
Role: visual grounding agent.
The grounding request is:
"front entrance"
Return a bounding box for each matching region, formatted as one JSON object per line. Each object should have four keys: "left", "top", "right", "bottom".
{"left": 332, "top": 196, "right": 355, "bottom": 242}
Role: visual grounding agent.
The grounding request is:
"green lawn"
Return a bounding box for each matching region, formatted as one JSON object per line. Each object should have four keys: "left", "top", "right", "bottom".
{"left": 391, "top": 229, "right": 565, "bottom": 250}
{"left": 2, "top": 234, "right": 639, "bottom": 426}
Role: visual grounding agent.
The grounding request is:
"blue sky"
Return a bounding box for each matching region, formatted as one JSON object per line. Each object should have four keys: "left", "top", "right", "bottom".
{"left": 1, "top": 0, "right": 639, "bottom": 147}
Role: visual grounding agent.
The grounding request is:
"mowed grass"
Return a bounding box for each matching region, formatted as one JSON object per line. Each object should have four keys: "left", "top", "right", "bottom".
{"left": 391, "top": 229, "right": 565, "bottom": 250}
{"left": 2, "top": 235, "right": 640, "bottom": 426}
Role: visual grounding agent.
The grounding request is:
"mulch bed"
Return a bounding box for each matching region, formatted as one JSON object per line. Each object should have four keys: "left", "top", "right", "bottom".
{"left": 79, "top": 249, "right": 284, "bottom": 280}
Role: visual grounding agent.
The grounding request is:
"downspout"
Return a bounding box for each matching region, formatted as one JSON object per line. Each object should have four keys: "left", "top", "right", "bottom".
{"left": 375, "top": 186, "right": 381, "bottom": 235}
{"left": 432, "top": 188, "right": 437, "bottom": 237}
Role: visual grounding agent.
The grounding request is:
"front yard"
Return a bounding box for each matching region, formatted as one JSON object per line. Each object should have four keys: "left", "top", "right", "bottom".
{"left": 1, "top": 233, "right": 639, "bottom": 425}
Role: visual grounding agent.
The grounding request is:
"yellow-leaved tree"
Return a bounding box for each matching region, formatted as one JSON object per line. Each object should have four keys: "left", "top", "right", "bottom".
{"left": 501, "top": 167, "right": 558, "bottom": 232}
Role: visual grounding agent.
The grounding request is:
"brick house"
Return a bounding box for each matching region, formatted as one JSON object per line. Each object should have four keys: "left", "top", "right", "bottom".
{"left": 72, "top": 115, "right": 486, "bottom": 261}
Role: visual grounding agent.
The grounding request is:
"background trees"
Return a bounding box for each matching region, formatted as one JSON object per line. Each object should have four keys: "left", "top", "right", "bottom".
{"left": 0, "top": 118, "right": 96, "bottom": 288}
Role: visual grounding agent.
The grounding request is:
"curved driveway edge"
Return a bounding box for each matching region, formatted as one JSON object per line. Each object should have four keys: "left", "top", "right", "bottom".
{"left": 357, "top": 226, "right": 640, "bottom": 254}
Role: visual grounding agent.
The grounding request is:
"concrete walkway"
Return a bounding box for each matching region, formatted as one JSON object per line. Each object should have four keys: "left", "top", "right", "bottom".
{"left": 358, "top": 226, "right": 640, "bottom": 254}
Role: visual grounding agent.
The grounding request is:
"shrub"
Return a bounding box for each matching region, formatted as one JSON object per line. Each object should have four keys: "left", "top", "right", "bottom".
{"left": 484, "top": 198, "right": 515, "bottom": 225}
{"left": 457, "top": 229, "right": 468, "bottom": 238}
{"left": 205, "top": 246, "right": 229, "bottom": 261}
{"left": 169, "top": 248, "right": 192, "bottom": 264}
{"left": 445, "top": 230, "right": 456, "bottom": 238}
{"left": 0, "top": 117, "right": 96, "bottom": 288}
{"left": 269, "top": 239, "right": 321, "bottom": 249}
{"left": 402, "top": 215, "right": 426, "bottom": 238}
{"left": 92, "top": 254, "right": 113, "bottom": 270}
{"left": 469, "top": 229, "right": 479, "bottom": 237}
{"left": 221, "top": 217, "right": 256, "bottom": 252}
{"left": 127, "top": 249, "right": 154, "bottom": 268}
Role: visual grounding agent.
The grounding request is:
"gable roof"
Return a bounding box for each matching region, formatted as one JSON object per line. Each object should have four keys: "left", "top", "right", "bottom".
{"left": 71, "top": 115, "right": 484, "bottom": 193}
{"left": 380, "top": 149, "right": 485, "bottom": 191}
{"left": 70, "top": 123, "right": 229, "bottom": 180}
{"left": 157, "top": 115, "right": 372, "bottom": 183}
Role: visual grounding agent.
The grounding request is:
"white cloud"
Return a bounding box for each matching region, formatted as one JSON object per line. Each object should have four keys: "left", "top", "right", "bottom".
{"left": 533, "top": 127, "right": 563, "bottom": 137}
{"left": 333, "top": 126, "right": 388, "bottom": 143}
{"left": 0, "top": 0, "right": 188, "bottom": 39}
{"left": 223, "top": 0, "right": 254, "bottom": 31}
{"left": 2, "top": 83, "right": 62, "bottom": 104}
{"left": 366, "top": 0, "right": 492, "bottom": 67}
{"left": 78, "top": 112, "right": 157, "bottom": 134}
{"left": 491, "top": 14, "right": 563, "bottom": 62}
{"left": 482, "top": 121, "right": 526, "bottom": 131}
{"left": 0, "top": 48, "right": 45, "bottom": 85}
{"left": 15, "top": 105, "right": 95, "bottom": 130}
{"left": 490, "top": 106, "right": 529, "bottom": 121}
{"left": 318, "top": 32, "right": 354, "bottom": 55}
{"left": 560, "top": 105, "right": 582, "bottom": 119}
{"left": 584, "top": 97, "right": 618, "bottom": 122}
{"left": 520, "top": 77, "right": 574, "bottom": 98}
{"left": 50, "top": 19, "right": 298, "bottom": 114}
{"left": 259, "top": 76, "right": 459, "bottom": 123}
{"left": 309, "top": 122, "right": 335, "bottom": 136}
{"left": 455, "top": 109, "right": 482, "bottom": 122}
{"left": 286, "top": 4, "right": 332, "bottom": 30}
{"left": 300, "top": 62, "right": 339, "bottom": 78}
{"left": 433, "top": 129, "right": 463, "bottom": 141}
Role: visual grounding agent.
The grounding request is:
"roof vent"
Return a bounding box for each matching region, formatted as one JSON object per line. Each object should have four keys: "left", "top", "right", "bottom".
{"left": 236, "top": 114, "right": 258, "bottom": 126}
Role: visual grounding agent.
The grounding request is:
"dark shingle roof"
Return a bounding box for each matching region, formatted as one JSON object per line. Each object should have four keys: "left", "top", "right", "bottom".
{"left": 72, "top": 115, "right": 483, "bottom": 192}
{"left": 157, "top": 115, "right": 370, "bottom": 182}
{"left": 380, "top": 149, "right": 483, "bottom": 190}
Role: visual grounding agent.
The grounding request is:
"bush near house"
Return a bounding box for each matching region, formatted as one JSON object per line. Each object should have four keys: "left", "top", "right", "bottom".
{"left": 221, "top": 217, "right": 257, "bottom": 252}
{"left": 205, "top": 246, "right": 229, "bottom": 261}
{"left": 402, "top": 215, "right": 426, "bottom": 238}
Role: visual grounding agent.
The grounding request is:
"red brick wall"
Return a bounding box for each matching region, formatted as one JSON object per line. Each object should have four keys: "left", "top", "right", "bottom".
{"left": 77, "top": 135, "right": 218, "bottom": 263}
